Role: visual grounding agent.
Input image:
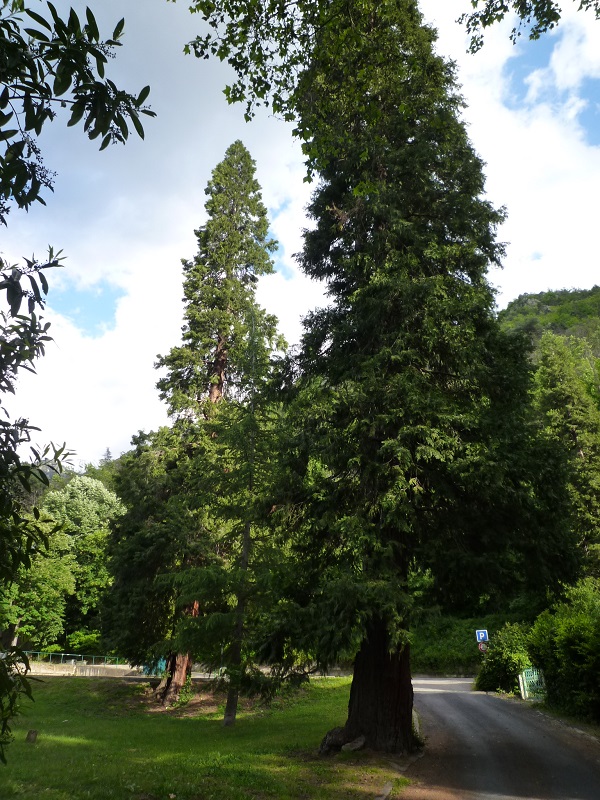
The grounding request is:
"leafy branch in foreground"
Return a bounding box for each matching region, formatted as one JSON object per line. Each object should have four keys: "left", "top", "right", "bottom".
{"left": 458, "top": 0, "right": 600, "bottom": 52}
{"left": 0, "top": 249, "right": 73, "bottom": 763}
{"left": 0, "top": 0, "right": 155, "bottom": 222}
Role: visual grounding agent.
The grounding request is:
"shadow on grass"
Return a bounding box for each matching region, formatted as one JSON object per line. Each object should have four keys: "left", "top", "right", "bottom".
{"left": 0, "top": 678, "right": 408, "bottom": 800}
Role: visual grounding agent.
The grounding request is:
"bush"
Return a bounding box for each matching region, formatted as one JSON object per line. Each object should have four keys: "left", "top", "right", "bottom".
{"left": 529, "top": 578, "right": 600, "bottom": 720}
{"left": 66, "top": 629, "right": 103, "bottom": 656}
{"left": 474, "top": 623, "right": 531, "bottom": 693}
{"left": 411, "top": 613, "right": 513, "bottom": 675}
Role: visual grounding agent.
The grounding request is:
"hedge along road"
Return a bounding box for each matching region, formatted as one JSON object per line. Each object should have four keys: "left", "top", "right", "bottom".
{"left": 403, "top": 677, "right": 600, "bottom": 800}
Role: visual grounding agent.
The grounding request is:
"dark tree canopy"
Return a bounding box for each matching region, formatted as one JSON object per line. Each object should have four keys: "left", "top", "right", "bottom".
{"left": 180, "top": 0, "right": 580, "bottom": 754}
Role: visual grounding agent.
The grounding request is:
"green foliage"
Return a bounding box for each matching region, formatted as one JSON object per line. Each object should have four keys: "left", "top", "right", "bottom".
{"left": 65, "top": 628, "right": 102, "bottom": 655}
{"left": 0, "top": 525, "right": 75, "bottom": 649}
{"left": 459, "top": 1, "right": 600, "bottom": 52}
{"left": 40, "top": 475, "right": 125, "bottom": 641}
{"left": 0, "top": 0, "right": 155, "bottom": 222}
{"left": 0, "top": 250, "right": 70, "bottom": 762}
{"left": 529, "top": 578, "right": 600, "bottom": 720}
{"left": 532, "top": 333, "right": 600, "bottom": 578}
{"left": 103, "top": 427, "right": 206, "bottom": 665}
{"left": 156, "top": 139, "right": 281, "bottom": 413}
{"left": 187, "top": 0, "right": 336, "bottom": 123}
{"left": 498, "top": 286, "right": 600, "bottom": 356}
{"left": 410, "top": 613, "right": 514, "bottom": 675}
{"left": 474, "top": 623, "right": 532, "bottom": 693}
{"left": 84, "top": 448, "right": 122, "bottom": 492}
{"left": 0, "top": 648, "right": 32, "bottom": 765}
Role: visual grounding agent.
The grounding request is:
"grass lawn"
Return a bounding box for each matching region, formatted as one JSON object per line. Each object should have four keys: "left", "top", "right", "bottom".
{"left": 0, "top": 677, "right": 409, "bottom": 800}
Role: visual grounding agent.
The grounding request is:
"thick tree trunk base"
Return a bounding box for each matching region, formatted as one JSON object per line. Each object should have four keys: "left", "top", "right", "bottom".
{"left": 325, "top": 618, "right": 416, "bottom": 755}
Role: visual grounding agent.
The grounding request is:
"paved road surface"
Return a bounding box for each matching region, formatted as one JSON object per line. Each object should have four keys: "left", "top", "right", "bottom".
{"left": 402, "top": 677, "right": 600, "bottom": 800}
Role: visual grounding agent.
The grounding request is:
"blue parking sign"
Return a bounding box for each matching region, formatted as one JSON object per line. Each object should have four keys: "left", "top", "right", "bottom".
{"left": 476, "top": 629, "right": 489, "bottom": 642}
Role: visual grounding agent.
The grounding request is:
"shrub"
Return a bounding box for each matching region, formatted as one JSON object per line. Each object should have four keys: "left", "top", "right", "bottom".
{"left": 411, "top": 613, "right": 512, "bottom": 675}
{"left": 474, "top": 623, "right": 531, "bottom": 693}
{"left": 529, "top": 578, "right": 600, "bottom": 720}
{"left": 66, "top": 629, "right": 103, "bottom": 656}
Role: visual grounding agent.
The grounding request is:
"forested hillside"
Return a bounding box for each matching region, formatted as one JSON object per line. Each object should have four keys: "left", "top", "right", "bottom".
{"left": 499, "top": 286, "right": 600, "bottom": 353}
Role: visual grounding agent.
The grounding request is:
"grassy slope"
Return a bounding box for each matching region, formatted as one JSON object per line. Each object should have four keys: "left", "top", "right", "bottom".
{"left": 0, "top": 677, "right": 408, "bottom": 800}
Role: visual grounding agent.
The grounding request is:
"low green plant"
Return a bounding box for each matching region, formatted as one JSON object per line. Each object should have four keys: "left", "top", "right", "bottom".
{"left": 171, "top": 674, "right": 195, "bottom": 708}
{"left": 474, "top": 622, "right": 531, "bottom": 692}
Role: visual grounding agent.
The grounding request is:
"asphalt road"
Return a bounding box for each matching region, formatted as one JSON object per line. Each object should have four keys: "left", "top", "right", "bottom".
{"left": 402, "top": 677, "right": 600, "bottom": 800}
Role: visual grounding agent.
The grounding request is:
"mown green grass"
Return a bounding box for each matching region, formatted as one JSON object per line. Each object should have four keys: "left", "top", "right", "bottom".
{"left": 0, "top": 677, "right": 408, "bottom": 800}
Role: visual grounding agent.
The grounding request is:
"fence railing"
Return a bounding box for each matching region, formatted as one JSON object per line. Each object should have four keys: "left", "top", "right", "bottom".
{"left": 519, "top": 667, "right": 546, "bottom": 701}
{"left": 24, "top": 651, "right": 128, "bottom": 666}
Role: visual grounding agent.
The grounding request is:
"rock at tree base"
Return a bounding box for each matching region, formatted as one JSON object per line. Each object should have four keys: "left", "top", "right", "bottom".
{"left": 318, "top": 726, "right": 347, "bottom": 755}
{"left": 341, "top": 735, "right": 366, "bottom": 752}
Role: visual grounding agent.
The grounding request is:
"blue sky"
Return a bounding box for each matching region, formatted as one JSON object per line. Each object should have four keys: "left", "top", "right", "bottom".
{"left": 4, "top": 0, "right": 600, "bottom": 465}
{"left": 48, "top": 283, "right": 126, "bottom": 337}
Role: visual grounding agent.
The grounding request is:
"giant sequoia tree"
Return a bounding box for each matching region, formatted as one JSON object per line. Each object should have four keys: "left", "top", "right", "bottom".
{"left": 280, "top": 4, "right": 537, "bottom": 753}
{"left": 108, "top": 141, "right": 283, "bottom": 713}
{"left": 187, "top": 0, "right": 574, "bottom": 753}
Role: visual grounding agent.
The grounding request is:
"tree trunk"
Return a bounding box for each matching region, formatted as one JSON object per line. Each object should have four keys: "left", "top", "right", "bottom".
{"left": 222, "top": 635, "right": 242, "bottom": 727}
{"left": 223, "top": 519, "right": 252, "bottom": 727}
{"left": 208, "top": 333, "right": 227, "bottom": 404}
{"left": 343, "top": 617, "right": 415, "bottom": 753}
{"left": 1, "top": 620, "right": 20, "bottom": 649}
{"left": 155, "top": 651, "right": 192, "bottom": 705}
{"left": 155, "top": 602, "right": 199, "bottom": 705}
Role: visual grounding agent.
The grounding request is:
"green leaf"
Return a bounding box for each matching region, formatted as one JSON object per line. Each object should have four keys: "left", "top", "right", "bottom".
{"left": 85, "top": 7, "right": 100, "bottom": 41}
{"left": 23, "top": 27, "right": 50, "bottom": 42}
{"left": 67, "top": 102, "right": 85, "bottom": 128}
{"left": 136, "top": 85, "right": 151, "bottom": 106}
{"left": 116, "top": 113, "right": 129, "bottom": 141}
{"left": 53, "top": 69, "right": 72, "bottom": 97}
{"left": 38, "top": 271, "right": 49, "bottom": 295}
{"left": 130, "top": 112, "right": 144, "bottom": 139}
{"left": 24, "top": 8, "right": 53, "bottom": 31}
{"left": 68, "top": 7, "right": 81, "bottom": 34}
{"left": 112, "top": 17, "right": 125, "bottom": 40}
{"left": 99, "top": 133, "right": 111, "bottom": 151}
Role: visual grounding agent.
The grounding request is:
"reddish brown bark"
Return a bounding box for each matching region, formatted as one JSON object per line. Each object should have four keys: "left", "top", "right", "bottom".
{"left": 342, "top": 617, "right": 415, "bottom": 753}
{"left": 155, "top": 601, "right": 200, "bottom": 705}
{"left": 208, "top": 334, "right": 227, "bottom": 404}
{"left": 157, "top": 651, "right": 193, "bottom": 705}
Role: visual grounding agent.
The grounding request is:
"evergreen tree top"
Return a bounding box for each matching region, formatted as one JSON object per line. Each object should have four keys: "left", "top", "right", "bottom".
{"left": 156, "top": 140, "right": 282, "bottom": 416}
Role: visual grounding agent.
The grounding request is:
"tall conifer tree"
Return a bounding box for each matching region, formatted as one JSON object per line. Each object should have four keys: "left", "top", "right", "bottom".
{"left": 108, "top": 141, "right": 282, "bottom": 712}
{"left": 156, "top": 139, "right": 278, "bottom": 413}
{"left": 263, "top": 1, "right": 562, "bottom": 753}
